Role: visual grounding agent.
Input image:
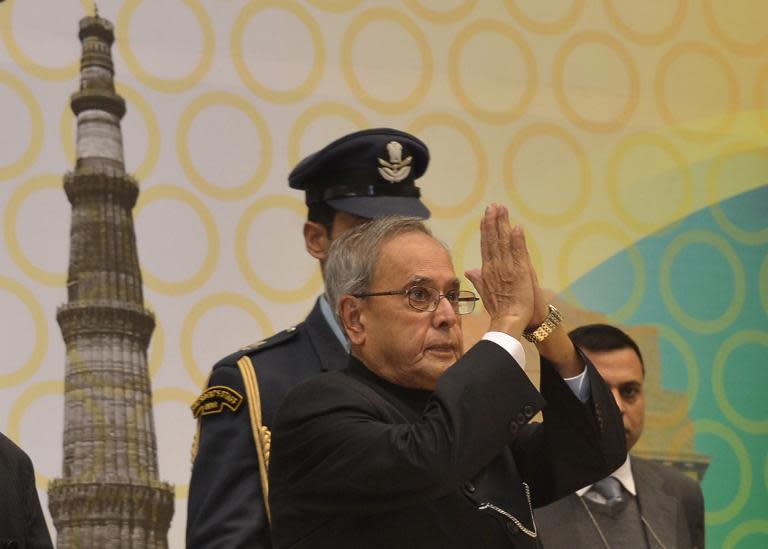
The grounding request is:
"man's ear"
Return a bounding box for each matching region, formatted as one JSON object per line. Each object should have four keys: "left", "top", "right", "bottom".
{"left": 339, "top": 296, "right": 365, "bottom": 345}
{"left": 304, "top": 221, "right": 331, "bottom": 261}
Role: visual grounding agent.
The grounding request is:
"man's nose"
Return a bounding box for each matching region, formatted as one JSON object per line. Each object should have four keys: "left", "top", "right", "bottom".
{"left": 432, "top": 295, "right": 458, "bottom": 328}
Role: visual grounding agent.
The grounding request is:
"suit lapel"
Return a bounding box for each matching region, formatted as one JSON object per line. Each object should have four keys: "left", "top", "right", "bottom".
{"left": 633, "top": 458, "right": 679, "bottom": 549}
{"left": 305, "top": 298, "right": 348, "bottom": 372}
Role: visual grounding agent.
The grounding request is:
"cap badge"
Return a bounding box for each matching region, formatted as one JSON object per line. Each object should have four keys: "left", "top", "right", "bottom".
{"left": 378, "top": 141, "right": 412, "bottom": 183}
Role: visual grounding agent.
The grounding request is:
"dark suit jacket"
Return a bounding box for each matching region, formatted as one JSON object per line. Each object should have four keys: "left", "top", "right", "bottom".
{"left": 269, "top": 340, "right": 627, "bottom": 549}
{"left": 0, "top": 433, "right": 53, "bottom": 549}
{"left": 534, "top": 456, "right": 705, "bottom": 549}
{"left": 187, "top": 299, "right": 348, "bottom": 549}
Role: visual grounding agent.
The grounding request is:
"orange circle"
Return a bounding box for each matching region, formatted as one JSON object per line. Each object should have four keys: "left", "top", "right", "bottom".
{"left": 406, "top": 113, "right": 488, "bottom": 219}
{"left": 504, "top": 0, "right": 585, "bottom": 35}
{"left": 655, "top": 41, "right": 740, "bottom": 142}
{"left": 755, "top": 61, "right": 768, "bottom": 134}
{"left": 552, "top": 30, "right": 640, "bottom": 133}
{"left": 448, "top": 20, "right": 537, "bottom": 124}
{"left": 341, "top": 8, "right": 433, "bottom": 114}
{"left": 603, "top": 0, "right": 687, "bottom": 46}
{"left": 702, "top": 0, "right": 768, "bottom": 56}
{"left": 503, "top": 123, "right": 591, "bottom": 227}
{"left": 404, "top": 0, "right": 478, "bottom": 24}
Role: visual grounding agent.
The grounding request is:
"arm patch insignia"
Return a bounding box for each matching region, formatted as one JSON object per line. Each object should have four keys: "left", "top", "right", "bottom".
{"left": 191, "top": 385, "right": 244, "bottom": 418}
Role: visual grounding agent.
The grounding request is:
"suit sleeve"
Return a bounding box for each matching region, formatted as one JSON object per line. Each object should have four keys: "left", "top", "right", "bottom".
{"left": 186, "top": 366, "right": 270, "bottom": 549}
{"left": 269, "top": 340, "right": 545, "bottom": 516}
{"left": 686, "top": 476, "right": 705, "bottom": 549}
{"left": 510, "top": 349, "right": 627, "bottom": 508}
{"left": 21, "top": 448, "right": 54, "bottom": 549}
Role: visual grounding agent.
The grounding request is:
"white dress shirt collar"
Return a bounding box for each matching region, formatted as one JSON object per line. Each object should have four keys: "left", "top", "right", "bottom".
{"left": 576, "top": 455, "right": 636, "bottom": 497}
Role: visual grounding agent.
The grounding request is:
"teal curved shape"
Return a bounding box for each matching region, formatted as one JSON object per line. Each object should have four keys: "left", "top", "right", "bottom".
{"left": 564, "top": 184, "right": 768, "bottom": 548}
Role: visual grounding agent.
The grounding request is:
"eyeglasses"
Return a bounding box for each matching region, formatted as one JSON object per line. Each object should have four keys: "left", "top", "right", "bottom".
{"left": 352, "top": 286, "right": 479, "bottom": 315}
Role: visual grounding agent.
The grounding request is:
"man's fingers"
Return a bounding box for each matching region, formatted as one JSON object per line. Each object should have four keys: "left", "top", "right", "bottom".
{"left": 479, "top": 207, "right": 491, "bottom": 265}
{"left": 465, "top": 268, "right": 484, "bottom": 294}
{"left": 509, "top": 224, "right": 531, "bottom": 267}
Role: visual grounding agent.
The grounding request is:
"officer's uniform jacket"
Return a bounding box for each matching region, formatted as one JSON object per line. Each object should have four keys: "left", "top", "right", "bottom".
{"left": 268, "top": 340, "right": 627, "bottom": 549}
{"left": 187, "top": 299, "right": 347, "bottom": 548}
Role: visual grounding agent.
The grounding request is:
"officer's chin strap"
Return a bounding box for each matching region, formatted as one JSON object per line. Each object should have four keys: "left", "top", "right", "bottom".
{"left": 238, "top": 356, "right": 273, "bottom": 524}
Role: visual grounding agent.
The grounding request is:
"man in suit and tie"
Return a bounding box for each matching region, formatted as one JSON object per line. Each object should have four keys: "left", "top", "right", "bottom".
{"left": 534, "top": 323, "right": 705, "bottom": 549}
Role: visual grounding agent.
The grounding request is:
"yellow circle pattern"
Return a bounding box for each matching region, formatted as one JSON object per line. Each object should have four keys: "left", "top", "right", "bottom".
{"left": 342, "top": 8, "right": 433, "bottom": 114}
{"left": 0, "top": 0, "right": 92, "bottom": 82}
{"left": 504, "top": 0, "right": 584, "bottom": 35}
{"left": 656, "top": 325, "right": 700, "bottom": 414}
{"left": 406, "top": 113, "right": 488, "bottom": 219}
{"left": 448, "top": 20, "right": 537, "bottom": 124}
{"left": 603, "top": 0, "right": 687, "bottom": 46}
{"left": 557, "top": 221, "right": 646, "bottom": 322}
{"left": 117, "top": 0, "right": 215, "bottom": 93}
{"left": 231, "top": 1, "right": 325, "bottom": 104}
{"left": 723, "top": 520, "right": 768, "bottom": 549}
{"left": 707, "top": 142, "right": 768, "bottom": 246}
{"left": 134, "top": 184, "right": 220, "bottom": 295}
{"left": 4, "top": 175, "right": 67, "bottom": 287}
{"left": 655, "top": 41, "right": 740, "bottom": 142}
{"left": 287, "top": 102, "right": 368, "bottom": 167}
{"left": 404, "top": 0, "right": 478, "bottom": 24}
{"left": 177, "top": 91, "right": 273, "bottom": 201}
{"left": 553, "top": 30, "right": 640, "bottom": 133}
{"left": 235, "top": 195, "right": 323, "bottom": 303}
{"left": 8, "top": 380, "right": 64, "bottom": 488}
{"left": 712, "top": 330, "right": 768, "bottom": 434}
{"left": 696, "top": 419, "right": 752, "bottom": 525}
{"left": 181, "top": 292, "right": 274, "bottom": 388}
{"left": 503, "top": 123, "right": 591, "bottom": 227}
{"left": 0, "top": 70, "right": 44, "bottom": 181}
{"left": 605, "top": 132, "right": 694, "bottom": 233}
{"left": 0, "top": 276, "right": 48, "bottom": 388}
{"left": 659, "top": 230, "right": 746, "bottom": 334}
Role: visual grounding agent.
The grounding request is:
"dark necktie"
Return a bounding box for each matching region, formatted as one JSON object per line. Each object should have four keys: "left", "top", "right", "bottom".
{"left": 587, "top": 476, "right": 625, "bottom": 507}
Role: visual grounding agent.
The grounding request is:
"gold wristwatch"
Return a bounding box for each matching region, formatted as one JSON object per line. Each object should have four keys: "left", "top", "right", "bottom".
{"left": 523, "top": 304, "right": 563, "bottom": 343}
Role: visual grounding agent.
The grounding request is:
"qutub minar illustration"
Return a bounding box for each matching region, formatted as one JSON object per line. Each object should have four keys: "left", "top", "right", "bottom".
{"left": 47, "top": 11, "right": 174, "bottom": 547}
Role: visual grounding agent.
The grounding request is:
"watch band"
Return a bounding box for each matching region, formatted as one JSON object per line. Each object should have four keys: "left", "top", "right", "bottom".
{"left": 523, "top": 304, "right": 563, "bottom": 343}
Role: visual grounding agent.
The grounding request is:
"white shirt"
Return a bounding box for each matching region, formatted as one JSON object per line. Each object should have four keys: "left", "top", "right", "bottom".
{"left": 483, "top": 331, "right": 590, "bottom": 403}
{"left": 576, "top": 455, "right": 637, "bottom": 497}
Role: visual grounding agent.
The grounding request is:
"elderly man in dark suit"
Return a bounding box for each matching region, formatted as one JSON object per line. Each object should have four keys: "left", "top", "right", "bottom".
{"left": 187, "top": 129, "right": 432, "bottom": 548}
{"left": 0, "top": 432, "right": 53, "bottom": 549}
{"left": 534, "top": 324, "right": 705, "bottom": 549}
{"left": 267, "top": 205, "right": 626, "bottom": 548}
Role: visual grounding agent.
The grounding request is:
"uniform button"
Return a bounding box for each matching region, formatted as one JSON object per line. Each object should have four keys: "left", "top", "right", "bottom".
{"left": 523, "top": 405, "right": 534, "bottom": 418}
{"left": 506, "top": 521, "right": 519, "bottom": 534}
{"left": 516, "top": 413, "right": 526, "bottom": 424}
{"left": 509, "top": 422, "right": 519, "bottom": 434}
{"left": 286, "top": 326, "right": 297, "bottom": 333}
{"left": 463, "top": 482, "right": 475, "bottom": 493}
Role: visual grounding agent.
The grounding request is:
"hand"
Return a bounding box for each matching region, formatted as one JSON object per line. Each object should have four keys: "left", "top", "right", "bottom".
{"left": 528, "top": 258, "right": 551, "bottom": 331}
{"left": 465, "top": 204, "right": 534, "bottom": 338}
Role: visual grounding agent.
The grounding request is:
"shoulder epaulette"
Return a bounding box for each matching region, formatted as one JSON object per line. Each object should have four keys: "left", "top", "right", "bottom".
{"left": 211, "top": 326, "right": 300, "bottom": 369}
{"left": 239, "top": 325, "right": 299, "bottom": 354}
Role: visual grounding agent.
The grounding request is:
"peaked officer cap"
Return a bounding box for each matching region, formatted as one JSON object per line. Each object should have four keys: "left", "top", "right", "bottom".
{"left": 289, "top": 128, "right": 430, "bottom": 219}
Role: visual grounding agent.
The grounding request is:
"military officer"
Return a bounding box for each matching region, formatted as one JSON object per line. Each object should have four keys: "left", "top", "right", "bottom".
{"left": 186, "top": 129, "right": 432, "bottom": 548}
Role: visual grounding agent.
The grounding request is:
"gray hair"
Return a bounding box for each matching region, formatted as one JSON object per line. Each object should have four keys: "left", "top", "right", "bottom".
{"left": 324, "top": 216, "right": 437, "bottom": 320}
